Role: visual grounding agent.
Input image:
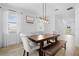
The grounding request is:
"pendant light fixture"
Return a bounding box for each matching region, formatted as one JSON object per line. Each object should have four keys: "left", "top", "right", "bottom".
{"left": 40, "top": 3, "right": 48, "bottom": 23}
{"left": 43, "top": 3, "right": 48, "bottom": 23}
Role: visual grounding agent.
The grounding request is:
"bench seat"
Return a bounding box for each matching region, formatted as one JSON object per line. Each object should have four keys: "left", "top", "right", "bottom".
{"left": 42, "top": 40, "right": 66, "bottom": 56}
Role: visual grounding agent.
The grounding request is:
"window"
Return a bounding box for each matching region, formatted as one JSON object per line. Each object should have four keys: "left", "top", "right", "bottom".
{"left": 8, "top": 12, "right": 17, "bottom": 33}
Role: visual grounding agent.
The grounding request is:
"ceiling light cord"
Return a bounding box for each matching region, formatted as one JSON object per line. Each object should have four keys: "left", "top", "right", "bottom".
{"left": 42, "top": 3, "right": 48, "bottom": 23}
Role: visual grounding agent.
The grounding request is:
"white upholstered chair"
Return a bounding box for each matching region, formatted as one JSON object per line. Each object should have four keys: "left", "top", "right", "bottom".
{"left": 20, "top": 33, "right": 39, "bottom": 56}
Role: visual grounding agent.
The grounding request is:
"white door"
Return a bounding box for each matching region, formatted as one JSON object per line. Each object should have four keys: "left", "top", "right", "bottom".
{"left": 3, "top": 10, "right": 18, "bottom": 47}
{"left": 7, "top": 11, "right": 17, "bottom": 46}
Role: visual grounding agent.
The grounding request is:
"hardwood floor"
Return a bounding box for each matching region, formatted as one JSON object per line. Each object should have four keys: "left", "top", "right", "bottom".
{"left": 0, "top": 43, "right": 79, "bottom": 56}
{"left": 0, "top": 43, "right": 38, "bottom": 56}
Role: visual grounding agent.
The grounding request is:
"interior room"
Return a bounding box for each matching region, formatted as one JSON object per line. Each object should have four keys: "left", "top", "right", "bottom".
{"left": 0, "top": 3, "right": 79, "bottom": 56}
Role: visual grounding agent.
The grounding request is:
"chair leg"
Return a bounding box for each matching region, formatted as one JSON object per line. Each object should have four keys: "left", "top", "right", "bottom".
{"left": 64, "top": 43, "right": 66, "bottom": 56}
{"left": 64, "top": 42, "right": 66, "bottom": 50}
{"left": 27, "top": 52, "right": 29, "bottom": 56}
{"left": 23, "top": 50, "right": 26, "bottom": 56}
{"left": 47, "top": 40, "right": 50, "bottom": 44}
{"left": 43, "top": 53, "right": 45, "bottom": 56}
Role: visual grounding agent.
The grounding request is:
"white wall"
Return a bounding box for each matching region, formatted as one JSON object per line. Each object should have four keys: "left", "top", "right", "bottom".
{"left": 0, "top": 5, "right": 23, "bottom": 47}
{"left": 44, "top": 16, "right": 55, "bottom": 33}
{"left": 0, "top": 8, "right": 3, "bottom": 47}
{"left": 44, "top": 4, "right": 55, "bottom": 33}
{"left": 0, "top": 7, "right": 9, "bottom": 47}
{"left": 75, "top": 4, "right": 79, "bottom": 47}
{"left": 20, "top": 14, "right": 37, "bottom": 35}
{"left": 55, "top": 13, "right": 75, "bottom": 35}
{"left": 55, "top": 14, "right": 64, "bottom": 35}
{"left": 20, "top": 12, "right": 55, "bottom": 35}
{"left": 2, "top": 10, "right": 8, "bottom": 47}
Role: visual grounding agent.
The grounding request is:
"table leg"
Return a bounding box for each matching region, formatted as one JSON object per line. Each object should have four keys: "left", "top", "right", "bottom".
{"left": 47, "top": 40, "right": 50, "bottom": 44}
{"left": 55, "top": 37, "right": 58, "bottom": 42}
{"left": 39, "top": 42, "right": 44, "bottom": 56}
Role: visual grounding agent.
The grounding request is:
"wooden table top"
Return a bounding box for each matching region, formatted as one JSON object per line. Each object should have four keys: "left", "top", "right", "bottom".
{"left": 28, "top": 33, "right": 60, "bottom": 43}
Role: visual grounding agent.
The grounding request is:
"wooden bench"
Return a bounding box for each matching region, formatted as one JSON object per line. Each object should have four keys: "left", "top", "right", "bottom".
{"left": 42, "top": 40, "right": 66, "bottom": 56}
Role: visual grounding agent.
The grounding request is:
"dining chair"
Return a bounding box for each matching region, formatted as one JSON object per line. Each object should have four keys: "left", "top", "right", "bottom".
{"left": 20, "top": 33, "right": 39, "bottom": 56}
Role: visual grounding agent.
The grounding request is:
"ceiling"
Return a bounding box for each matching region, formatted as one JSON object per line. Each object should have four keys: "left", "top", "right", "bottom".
{"left": 4, "top": 3, "right": 76, "bottom": 10}
{"left": 0, "top": 3, "right": 76, "bottom": 16}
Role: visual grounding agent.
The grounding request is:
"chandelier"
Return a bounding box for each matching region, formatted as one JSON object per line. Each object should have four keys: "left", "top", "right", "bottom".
{"left": 39, "top": 3, "right": 48, "bottom": 23}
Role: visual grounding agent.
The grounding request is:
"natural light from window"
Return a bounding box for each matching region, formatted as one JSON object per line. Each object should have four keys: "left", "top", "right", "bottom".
{"left": 8, "top": 12, "right": 17, "bottom": 33}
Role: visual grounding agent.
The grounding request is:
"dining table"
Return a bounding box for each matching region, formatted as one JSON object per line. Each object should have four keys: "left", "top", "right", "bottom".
{"left": 28, "top": 33, "right": 60, "bottom": 56}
